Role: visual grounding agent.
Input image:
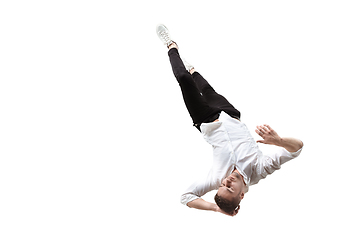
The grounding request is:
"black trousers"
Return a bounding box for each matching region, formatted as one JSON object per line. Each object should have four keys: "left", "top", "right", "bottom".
{"left": 168, "top": 48, "right": 240, "bottom": 131}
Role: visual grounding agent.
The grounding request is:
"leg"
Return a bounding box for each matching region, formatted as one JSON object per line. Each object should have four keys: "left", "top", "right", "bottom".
{"left": 168, "top": 47, "right": 220, "bottom": 128}
{"left": 191, "top": 71, "right": 241, "bottom": 120}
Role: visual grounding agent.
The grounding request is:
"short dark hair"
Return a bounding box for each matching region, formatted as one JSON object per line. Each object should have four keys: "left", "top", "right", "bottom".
{"left": 214, "top": 193, "right": 240, "bottom": 214}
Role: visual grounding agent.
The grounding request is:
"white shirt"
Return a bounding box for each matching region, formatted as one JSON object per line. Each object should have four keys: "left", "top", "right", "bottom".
{"left": 180, "top": 111, "right": 303, "bottom": 206}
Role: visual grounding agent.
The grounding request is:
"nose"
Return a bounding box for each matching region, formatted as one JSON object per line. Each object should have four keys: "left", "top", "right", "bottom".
{"left": 225, "top": 178, "right": 231, "bottom": 186}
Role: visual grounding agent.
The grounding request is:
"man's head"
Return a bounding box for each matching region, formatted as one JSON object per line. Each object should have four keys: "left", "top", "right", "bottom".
{"left": 214, "top": 171, "right": 246, "bottom": 215}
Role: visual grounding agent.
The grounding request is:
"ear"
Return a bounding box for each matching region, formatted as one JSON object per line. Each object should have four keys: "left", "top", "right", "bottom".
{"left": 240, "top": 192, "right": 245, "bottom": 200}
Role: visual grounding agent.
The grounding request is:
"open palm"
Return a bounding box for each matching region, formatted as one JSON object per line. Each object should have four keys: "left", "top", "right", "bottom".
{"left": 255, "top": 124, "right": 281, "bottom": 146}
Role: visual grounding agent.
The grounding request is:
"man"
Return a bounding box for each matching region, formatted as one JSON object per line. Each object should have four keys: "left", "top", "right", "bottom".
{"left": 156, "top": 24, "right": 303, "bottom": 216}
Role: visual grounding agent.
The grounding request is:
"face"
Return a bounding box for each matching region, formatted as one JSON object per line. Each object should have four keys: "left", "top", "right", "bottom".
{"left": 217, "top": 171, "right": 245, "bottom": 203}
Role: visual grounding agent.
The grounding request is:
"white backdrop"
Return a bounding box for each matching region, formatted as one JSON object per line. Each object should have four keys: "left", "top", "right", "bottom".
{"left": 1, "top": 0, "right": 359, "bottom": 239}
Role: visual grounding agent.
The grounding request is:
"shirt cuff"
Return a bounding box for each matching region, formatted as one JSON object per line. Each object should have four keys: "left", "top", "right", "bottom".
{"left": 180, "top": 193, "right": 200, "bottom": 206}
{"left": 289, "top": 146, "right": 303, "bottom": 157}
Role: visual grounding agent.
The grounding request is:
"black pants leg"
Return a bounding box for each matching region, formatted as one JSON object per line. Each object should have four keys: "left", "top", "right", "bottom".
{"left": 192, "top": 72, "right": 241, "bottom": 120}
{"left": 168, "top": 48, "right": 240, "bottom": 130}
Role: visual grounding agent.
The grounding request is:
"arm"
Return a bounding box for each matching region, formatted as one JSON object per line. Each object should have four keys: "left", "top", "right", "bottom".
{"left": 180, "top": 171, "right": 238, "bottom": 216}
{"left": 187, "top": 198, "right": 239, "bottom": 216}
{"left": 250, "top": 124, "right": 303, "bottom": 186}
{"left": 255, "top": 124, "right": 303, "bottom": 152}
{"left": 187, "top": 198, "right": 217, "bottom": 211}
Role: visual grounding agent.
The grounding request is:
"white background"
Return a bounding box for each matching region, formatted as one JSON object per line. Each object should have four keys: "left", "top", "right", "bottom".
{"left": 1, "top": 0, "right": 360, "bottom": 239}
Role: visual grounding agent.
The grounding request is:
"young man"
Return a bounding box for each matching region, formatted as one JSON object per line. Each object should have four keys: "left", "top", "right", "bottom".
{"left": 156, "top": 24, "right": 303, "bottom": 216}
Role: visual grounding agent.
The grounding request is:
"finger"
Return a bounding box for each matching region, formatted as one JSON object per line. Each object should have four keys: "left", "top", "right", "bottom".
{"left": 256, "top": 126, "right": 264, "bottom": 134}
{"left": 262, "top": 125, "right": 270, "bottom": 133}
{"left": 264, "top": 124, "right": 273, "bottom": 132}
{"left": 233, "top": 209, "right": 238, "bottom": 216}
{"left": 255, "top": 129, "right": 263, "bottom": 137}
{"left": 257, "top": 124, "right": 268, "bottom": 132}
{"left": 257, "top": 140, "right": 264, "bottom": 143}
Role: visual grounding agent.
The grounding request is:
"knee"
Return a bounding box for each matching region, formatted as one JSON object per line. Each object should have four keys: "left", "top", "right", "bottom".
{"left": 176, "top": 72, "right": 193, "bottom": 84}
{"left": 201, "top": 84, "right": 215, "bottom": 94}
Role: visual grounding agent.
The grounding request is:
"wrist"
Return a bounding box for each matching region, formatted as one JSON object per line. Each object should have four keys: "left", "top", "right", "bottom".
{"left": 276, "top": 137, "right": 284, "bottom": 147}
{"left": 212, "top": 204, "right": 219, "bottom": 212}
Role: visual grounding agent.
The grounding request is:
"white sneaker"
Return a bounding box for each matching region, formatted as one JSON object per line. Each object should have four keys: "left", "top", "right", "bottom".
{"left": 156, "top": 24, "right": 175, "bottom": 47}
{"left": 183, "top": 60, "right": 194, "bottom": 72}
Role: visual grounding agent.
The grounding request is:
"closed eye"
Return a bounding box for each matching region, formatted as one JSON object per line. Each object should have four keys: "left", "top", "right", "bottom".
{"left": 221, "top": 184, "right": 233, "bottom": 191}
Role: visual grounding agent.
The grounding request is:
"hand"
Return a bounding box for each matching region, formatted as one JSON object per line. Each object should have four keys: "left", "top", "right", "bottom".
{"left": 215, "top": 205, "right": 240, "bottom": 217}
{"left": 255, "top": 124, "right": 281, "bottom": 146}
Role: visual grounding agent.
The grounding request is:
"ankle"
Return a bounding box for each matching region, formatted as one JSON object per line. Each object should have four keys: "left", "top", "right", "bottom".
{"left": 168, "top": 42, "right": 178, "bottom": 50}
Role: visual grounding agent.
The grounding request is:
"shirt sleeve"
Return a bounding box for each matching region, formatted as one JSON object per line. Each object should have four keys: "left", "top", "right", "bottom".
{"left": 250, "top": 146, "right": 303, "bottom": 185}
{"left": 180, "top": 172, "right": 219, "bottom": 206}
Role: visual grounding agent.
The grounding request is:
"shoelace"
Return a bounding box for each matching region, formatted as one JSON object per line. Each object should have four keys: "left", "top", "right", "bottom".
{"left": 160, "top": 31, "right": 171, "bottom": 45}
